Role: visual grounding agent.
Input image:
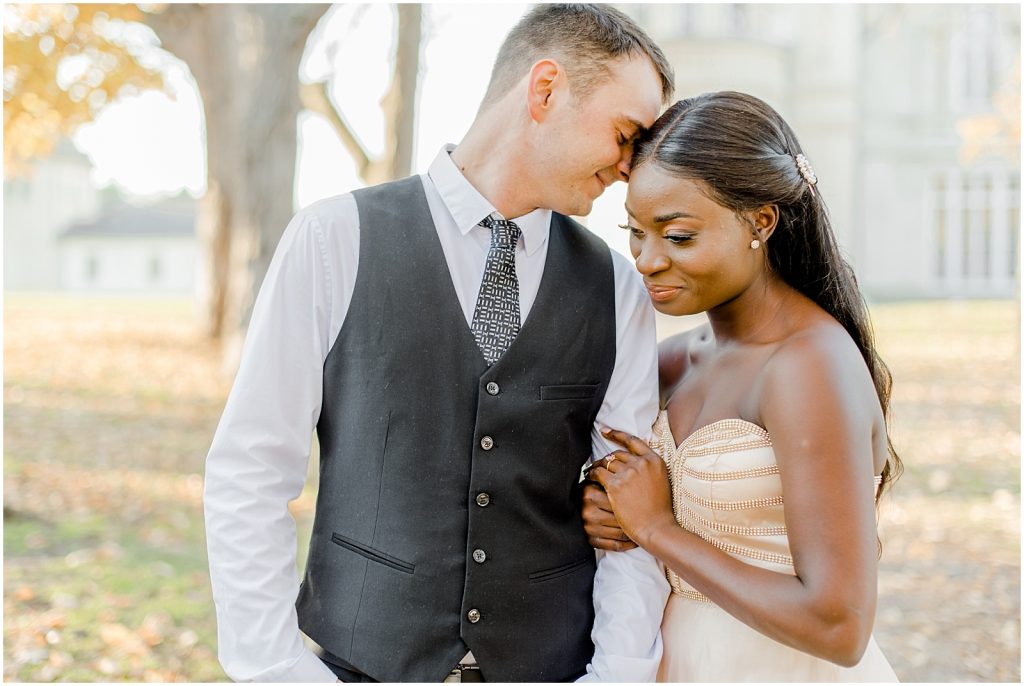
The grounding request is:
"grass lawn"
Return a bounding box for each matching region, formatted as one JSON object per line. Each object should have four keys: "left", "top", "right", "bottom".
{"left": 4, "top": 295, "right": 1019, "bottom": 681}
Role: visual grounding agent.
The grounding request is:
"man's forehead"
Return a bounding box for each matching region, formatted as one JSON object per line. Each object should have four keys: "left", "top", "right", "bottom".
{"left": 607, "top": 58, "right": 665, "bottom": 124}
{"left": 609, "top": 105, "right": 659, "bottom": 132}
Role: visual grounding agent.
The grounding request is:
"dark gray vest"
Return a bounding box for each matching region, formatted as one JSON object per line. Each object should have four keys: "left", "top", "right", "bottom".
{"left": 296, "top": 177, "right": 617, "bottom": 682}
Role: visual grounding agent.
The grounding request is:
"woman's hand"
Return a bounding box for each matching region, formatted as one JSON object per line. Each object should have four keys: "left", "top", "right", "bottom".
{"left": 586, "top": 428, "right": 677, "bottom": 549}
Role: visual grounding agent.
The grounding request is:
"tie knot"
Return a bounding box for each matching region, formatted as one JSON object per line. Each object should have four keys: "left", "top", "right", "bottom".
{"left": 480, "top": 215, "right": 521, "bottom": 248}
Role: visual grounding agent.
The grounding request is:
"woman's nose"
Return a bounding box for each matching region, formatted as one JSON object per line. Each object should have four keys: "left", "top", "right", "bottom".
{"left": 633, "top": 237, "right": 670, "bottom": 275}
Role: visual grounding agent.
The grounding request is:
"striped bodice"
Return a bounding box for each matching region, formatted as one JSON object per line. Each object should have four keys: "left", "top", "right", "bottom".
{"left": 649, "top": 411, "right": 883, "bottom": 603}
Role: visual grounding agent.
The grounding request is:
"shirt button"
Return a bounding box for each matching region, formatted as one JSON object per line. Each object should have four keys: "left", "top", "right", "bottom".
{"left": 475, "top": 492, "right": 491, "bottom": 507}
{"left": 485, "top": 382, "right": 500, "bottom": 396}
{"left": 472, "top": 549, "right": 487, "bottom": 564}
{"left": 467, "top": 609, "right": 481, "bottom": 623}
{"left": 480, "top": 436, "right": 494, "bottom": 450}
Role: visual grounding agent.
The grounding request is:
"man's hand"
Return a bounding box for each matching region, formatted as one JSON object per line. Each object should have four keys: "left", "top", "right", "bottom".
{"left": 582, "top": 476, "right": 637, "bottom": 551}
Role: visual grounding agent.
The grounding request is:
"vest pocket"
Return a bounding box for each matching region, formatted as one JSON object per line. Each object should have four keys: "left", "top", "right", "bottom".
{"left": 528, "top": 556, "right": 592, "bottom": 583}
{"left": 539, "top": 384, "right": 600, "bottom": 401}
{"left": 330, "top": 533, "right": 415, "bottom": 574}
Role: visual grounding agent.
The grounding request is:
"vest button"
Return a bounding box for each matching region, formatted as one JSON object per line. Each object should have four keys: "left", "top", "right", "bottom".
{"left": 485, "top": 382, "right": 500, "bottom": 396}
{"left": 475, "top": 492, "right": 491, "bottom": 507}
{"left": 480, "top": 436, "right": 494, "bottom": 450}
{"left": 467, "top": 608, "right": 481, "bottom": 623}
{"left": 472, "top": 549, "right": 487, "bottom": 564}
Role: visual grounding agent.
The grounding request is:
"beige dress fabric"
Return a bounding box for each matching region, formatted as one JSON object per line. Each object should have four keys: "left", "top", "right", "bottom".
{"left": 649, "top": 411, "right": 898, "bottom": 682}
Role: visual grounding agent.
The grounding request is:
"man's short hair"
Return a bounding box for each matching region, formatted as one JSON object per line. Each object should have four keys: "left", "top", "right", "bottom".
{"left": 482, "top": 4, "right": 675, "bottom": 107}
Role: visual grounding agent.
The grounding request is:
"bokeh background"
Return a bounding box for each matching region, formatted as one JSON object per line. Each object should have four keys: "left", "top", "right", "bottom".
{"left": 4, "top": 3, "right": 1020, "bottom": 682}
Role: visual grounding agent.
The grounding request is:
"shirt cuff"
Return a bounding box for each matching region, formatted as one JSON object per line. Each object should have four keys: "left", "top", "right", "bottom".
{"left": 577, "top": 652, "right": 663, "bottom": 682}
{"left": 249, "top": 648, "right": 339, "bottom": 682}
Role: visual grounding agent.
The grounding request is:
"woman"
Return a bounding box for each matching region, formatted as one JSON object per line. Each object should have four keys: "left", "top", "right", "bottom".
{"left": 586, "top": 92, "right": 901, "bottom": 681}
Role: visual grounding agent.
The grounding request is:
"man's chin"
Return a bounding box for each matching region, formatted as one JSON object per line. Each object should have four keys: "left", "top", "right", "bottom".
{"left": 556, "top": 196, "right": 596, "bottom": 218}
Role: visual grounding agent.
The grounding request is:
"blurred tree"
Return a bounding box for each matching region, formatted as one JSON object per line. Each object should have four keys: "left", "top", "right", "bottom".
{"left": 3, "top": 3, "right": 423, "bottom": 371}
{"left": 144, "top": 4, "right": 330, "bottom": 371}
{"left": 3, "top": 4, "right": 165, "bottom": 176}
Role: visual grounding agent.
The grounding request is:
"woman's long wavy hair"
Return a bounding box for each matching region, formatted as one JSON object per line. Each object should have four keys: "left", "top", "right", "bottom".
{"left": 633, "top": 91, "right": 902, "bottom": 506}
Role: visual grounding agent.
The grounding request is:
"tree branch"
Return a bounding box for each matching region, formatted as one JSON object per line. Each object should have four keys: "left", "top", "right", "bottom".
{"left": 297, "top": 5, "right": 421, "bottom": 185}
{"left": 299, "top": 80, "right": 374, "bottom": 179}
{"left": 379, "top": 3, "right": 421, "bottom": 180}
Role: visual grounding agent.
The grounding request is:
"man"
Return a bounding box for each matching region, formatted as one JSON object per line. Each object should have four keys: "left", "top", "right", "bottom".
{"left": 204, "top": 5, "right": 674, "bottom": 682}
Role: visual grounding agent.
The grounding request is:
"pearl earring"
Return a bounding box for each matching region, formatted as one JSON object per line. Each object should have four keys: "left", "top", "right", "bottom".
{"left": 750, "top": 239, "right": 760, "bottom": 249}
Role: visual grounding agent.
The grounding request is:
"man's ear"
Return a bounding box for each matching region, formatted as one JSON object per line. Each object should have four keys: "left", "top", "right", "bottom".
{"left": 753, "top": 204, "right": 779, "bottom": 243}
{"left": 526, "top": 59, "right": 564, "bottom": 123}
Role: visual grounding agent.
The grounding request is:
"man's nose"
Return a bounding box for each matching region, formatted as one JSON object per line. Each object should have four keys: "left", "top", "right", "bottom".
{"left": 615, "top": 152, "right": 632, "bottom": 182}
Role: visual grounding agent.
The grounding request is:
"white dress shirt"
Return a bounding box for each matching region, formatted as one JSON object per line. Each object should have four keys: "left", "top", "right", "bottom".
{"left": 204, "top": 146, "right": 670, "bottom": 682}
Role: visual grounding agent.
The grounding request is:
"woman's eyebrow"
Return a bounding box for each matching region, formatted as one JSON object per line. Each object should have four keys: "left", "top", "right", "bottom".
{"left": 652, "top": 211, "right": 696, "bottom": 223}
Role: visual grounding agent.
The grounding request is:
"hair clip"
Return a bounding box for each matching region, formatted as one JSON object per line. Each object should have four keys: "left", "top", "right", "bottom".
{"left": 794, "top": 153, "right": 817, "bottom": 197}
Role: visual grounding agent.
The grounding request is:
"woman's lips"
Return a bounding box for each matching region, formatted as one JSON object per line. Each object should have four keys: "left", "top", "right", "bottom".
{"left": 645, "top": 284, "right": 682, "bottom": 302}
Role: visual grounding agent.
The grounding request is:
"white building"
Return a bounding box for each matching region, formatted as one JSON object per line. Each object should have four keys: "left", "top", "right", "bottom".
{"left": 57, "top": 198, "right": 197, "bottom": 294}
{"left": 4, "top": 139, "right": 198, "bottom": 296}
{"left": 4, "top": 139, "right": 103, "bottom": 291}
{"left": 623, "top": 3, "right": 1020, "bottom": 299}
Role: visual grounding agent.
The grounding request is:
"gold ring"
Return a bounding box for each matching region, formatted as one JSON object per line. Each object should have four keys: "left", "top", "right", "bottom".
{"left": 606, "top": 454, "right": 616, "bottom": 467}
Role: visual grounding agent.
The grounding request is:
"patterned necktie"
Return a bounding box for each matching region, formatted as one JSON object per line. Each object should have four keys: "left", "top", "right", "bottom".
{"left": 471, "top": 215, "right": 522, "bottom": 365}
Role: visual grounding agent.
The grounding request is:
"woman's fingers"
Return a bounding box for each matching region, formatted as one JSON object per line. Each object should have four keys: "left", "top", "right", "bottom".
{"left": 600, "top": 427, "right": 652, "bottom": 456}
{"left": 588, "top": 450, "right": 634, "bottom": 483}
{"left": 586, "top": 450, "right": 633, "bottom": 475}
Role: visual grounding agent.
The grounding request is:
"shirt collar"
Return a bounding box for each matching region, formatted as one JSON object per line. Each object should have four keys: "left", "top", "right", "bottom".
{"left": 427, "top": 144, "right": 550, "bottom": 256}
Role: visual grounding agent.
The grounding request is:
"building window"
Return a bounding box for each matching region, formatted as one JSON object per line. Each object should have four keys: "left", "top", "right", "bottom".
{"left": 149, "top": 256, "right": 162, "bottom": 284}
{"left": 86, "top": 255, "right": 99, "bottom": 282}
{"left": 729, "top": 4, "right": 749, "bottom": 36}
{"left": 949, "top": 6, "right": 1002, "bottom": 113}
{"left": 931, "top": 167, "right": 1019, "bottom": 296}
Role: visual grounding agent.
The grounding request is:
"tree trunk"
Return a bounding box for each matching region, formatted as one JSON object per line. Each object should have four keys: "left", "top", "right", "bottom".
{"left": 148, "top": 4, "right": 327, "bottom": 370}
{"left": 380, "top": 3, "right": 421, "bottom": 182}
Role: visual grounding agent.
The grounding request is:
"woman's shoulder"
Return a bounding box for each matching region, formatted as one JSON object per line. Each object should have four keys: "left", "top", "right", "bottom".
{"left": 772, "top": 317, "right": 863, "bottom": 369}
{"left": 760, "top": 317, "right": 881, "bottom": 420}
{"left": 756, "top": 310, "right": 890, "bottom": 479}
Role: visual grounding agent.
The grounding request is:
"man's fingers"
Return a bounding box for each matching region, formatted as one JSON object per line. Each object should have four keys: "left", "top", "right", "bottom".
{"left": 587, "top": 465, "right": 608, "bottom": 488}
{"left": 582, "top": 481, "right": 610, "bottom": 503}
{"left": 582, "top": 510, "right": 621, "bottom": 529}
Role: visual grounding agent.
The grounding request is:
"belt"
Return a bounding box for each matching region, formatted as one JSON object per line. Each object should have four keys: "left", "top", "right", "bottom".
{"left": 445, "top": 664, "right": 485, "bottom": 683}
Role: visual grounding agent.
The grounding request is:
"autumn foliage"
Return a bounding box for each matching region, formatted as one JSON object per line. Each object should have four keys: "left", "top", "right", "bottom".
{"left": 3, "top": 3, "right": 165, "bottom": 177}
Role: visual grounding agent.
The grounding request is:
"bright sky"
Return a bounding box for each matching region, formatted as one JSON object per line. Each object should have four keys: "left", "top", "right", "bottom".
{"left": 71, "top": 3, "right": 635, "bottom": 259}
